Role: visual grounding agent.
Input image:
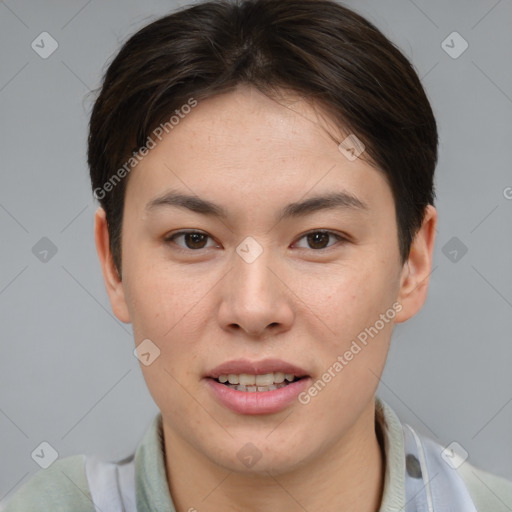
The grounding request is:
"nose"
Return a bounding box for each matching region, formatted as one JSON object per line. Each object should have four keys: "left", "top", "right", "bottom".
{"left": 217, "top": 243, "right": 295, "bottom": 338}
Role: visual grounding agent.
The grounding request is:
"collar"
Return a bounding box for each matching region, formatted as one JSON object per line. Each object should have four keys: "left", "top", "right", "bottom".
{"left": 134, "top": 396, "right": 407, "bottom": 511}
{"left": 375, "top": 396, "right": 407, "bottom": 511}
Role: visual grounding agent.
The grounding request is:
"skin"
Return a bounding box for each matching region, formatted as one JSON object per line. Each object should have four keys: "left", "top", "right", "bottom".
{"left": 95, "top": 84, "right": 437, "bottom": 512}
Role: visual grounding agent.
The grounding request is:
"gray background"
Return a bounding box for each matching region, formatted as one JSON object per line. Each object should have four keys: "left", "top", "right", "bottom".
{"left": 1, "top": 0, "right": 511, "bottom": 504}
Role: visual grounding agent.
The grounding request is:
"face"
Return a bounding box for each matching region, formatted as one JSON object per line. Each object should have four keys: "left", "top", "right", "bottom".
{"left": 97, "top": 85, "right": 435, "bottom": 475}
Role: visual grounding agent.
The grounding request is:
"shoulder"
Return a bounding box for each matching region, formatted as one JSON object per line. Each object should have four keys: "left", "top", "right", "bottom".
{"left": 419, "top": 430, "right": 512, "bottom": 511}
{"left": 1, "top": 455, "right": 95, "bottom": 512}
{"left": 457, "top": 460, "right": 512, "bottom": 512}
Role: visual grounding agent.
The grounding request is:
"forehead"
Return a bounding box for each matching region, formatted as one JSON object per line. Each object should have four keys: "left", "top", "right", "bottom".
{"left": 124, "top": 85, "right": 393, "bottom": 217}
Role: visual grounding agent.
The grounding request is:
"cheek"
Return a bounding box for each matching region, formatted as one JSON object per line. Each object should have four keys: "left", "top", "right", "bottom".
{"left": 309, "top": 259, "right": 398, "bottom": 345}
{"left": 125, "top": 264, "right": 207, "bottom": 414}
{"left": 123, "top": 251, "right": 199, "bottom": 338}
{"left": 122, "top": 256, "right": 221, "bottom": 398}
{"left": 313, "top": 263, "right": 398, "bottom": 399}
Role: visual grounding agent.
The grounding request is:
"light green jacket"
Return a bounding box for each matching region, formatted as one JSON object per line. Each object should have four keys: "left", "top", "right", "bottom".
{"left": 2, "top": 397, "right": 511, "bottom": 511}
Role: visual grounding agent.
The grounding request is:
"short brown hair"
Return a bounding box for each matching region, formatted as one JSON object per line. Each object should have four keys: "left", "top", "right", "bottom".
{"left": 88, "top": 0, "right": 438, "bottom": 275}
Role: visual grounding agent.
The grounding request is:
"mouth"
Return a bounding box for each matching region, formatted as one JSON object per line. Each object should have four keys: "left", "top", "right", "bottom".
{"left": 205, "top": 359, "right": 311, "bottom": 414}
{"left": 211, "top": 372, "right": 307, "bottom": 393}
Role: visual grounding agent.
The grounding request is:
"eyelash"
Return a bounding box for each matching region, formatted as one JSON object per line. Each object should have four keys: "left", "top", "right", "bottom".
{"left": 163, "top": 229, "right": 348, "bottom": 253}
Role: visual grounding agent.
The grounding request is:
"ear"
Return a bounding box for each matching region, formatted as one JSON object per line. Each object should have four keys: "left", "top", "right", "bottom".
{"left": 94, "top": 207, "right": 131, "bottom": 323}
{"left": 395, "top": 205, "right": 437, "bottom": 323}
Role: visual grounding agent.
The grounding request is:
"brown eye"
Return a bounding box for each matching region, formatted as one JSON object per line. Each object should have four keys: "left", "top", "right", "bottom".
{"left": 165, "top": 231, "right": 216, "bottom": 250}
{"left": 294, "top": 230, "right": 345, "bottom": 250}
{"left": 307, "top": 232, "right": 330, "bottom": 249}
{"left": 183, "top": 232, "right": 208, "bottom": 249}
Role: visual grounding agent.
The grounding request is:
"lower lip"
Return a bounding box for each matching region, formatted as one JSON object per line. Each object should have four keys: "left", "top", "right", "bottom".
{"left": 206, "top": 377, "right": 311, "bottom": 415}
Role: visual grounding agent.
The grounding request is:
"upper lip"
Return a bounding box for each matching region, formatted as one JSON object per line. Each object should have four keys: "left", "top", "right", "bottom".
{"left": 207, "top": 358, "right": 309, "bottom": 379}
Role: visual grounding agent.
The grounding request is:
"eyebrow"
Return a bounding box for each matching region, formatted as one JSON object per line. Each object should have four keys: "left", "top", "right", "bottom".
{"left": 145, "top": 189, "right": 369, "bottom": 222}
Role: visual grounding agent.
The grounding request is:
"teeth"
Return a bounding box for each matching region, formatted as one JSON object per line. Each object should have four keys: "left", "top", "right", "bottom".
{"left": 273, "top": 372, "right": 285, "bottom": 383}
{"left": 229, "top": 383, "right": 284, "bottom": 392}
{"left": 258, "top": 385, "right": 276, "bottom": 391}
{"left": 217, "top": 372, "right": 299, "bottom": 386}
{"left": 255, "top": 373, "right": 274, "bottom": 386}
{"left": 239, "top": 374, "right": 256, "bottom": 386}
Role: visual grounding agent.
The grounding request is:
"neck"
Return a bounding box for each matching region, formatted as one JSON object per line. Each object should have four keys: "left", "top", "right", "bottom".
{"left": 163, "top": 399, "right": 385, "bottom": 512}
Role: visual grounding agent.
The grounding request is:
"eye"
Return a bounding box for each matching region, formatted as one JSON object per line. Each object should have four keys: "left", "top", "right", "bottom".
{"left": 293, "top": 230, "right": 346, "bottom": 250}
{"left": 164, "top": 229, "right": 347, "bottom": 252}
{"left": 164, "top": 230, "right": 218, "bottom": 251}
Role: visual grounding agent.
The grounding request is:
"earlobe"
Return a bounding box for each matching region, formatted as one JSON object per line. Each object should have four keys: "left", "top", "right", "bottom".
{"left": 395, "top": 205, "right": 437, "bottom": 324}
{"left": 94, "top": 207, "right": 131, "bottom": 323}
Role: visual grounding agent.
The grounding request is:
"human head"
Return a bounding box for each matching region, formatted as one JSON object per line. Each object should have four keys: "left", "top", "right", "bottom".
{"left": 88, "top": 0, "right": 438, "bottom": 276}
{"left": 90, "top": 0, "right": 438, "bottom": 481}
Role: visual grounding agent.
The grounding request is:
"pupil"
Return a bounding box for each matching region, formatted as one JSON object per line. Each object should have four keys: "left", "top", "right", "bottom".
{"left": 308, "top": 232, "right": 329, "bottom": 249}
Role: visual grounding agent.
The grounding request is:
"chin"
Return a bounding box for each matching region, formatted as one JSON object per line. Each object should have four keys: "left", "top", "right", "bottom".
{"left": 202, "top": 436, "right": 316, "bottom": 476}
